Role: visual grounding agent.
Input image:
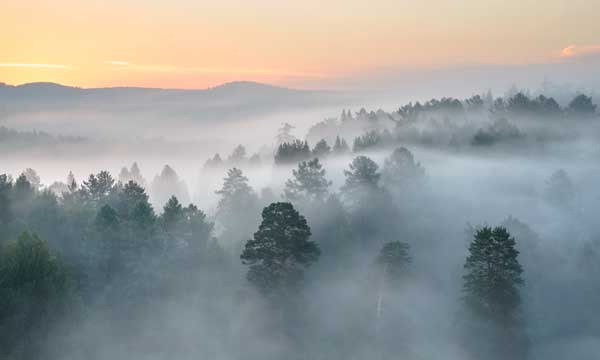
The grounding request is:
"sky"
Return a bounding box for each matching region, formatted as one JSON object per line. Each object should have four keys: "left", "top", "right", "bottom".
{"left": 1, "top": 0, "right": 599, "bottom": 89}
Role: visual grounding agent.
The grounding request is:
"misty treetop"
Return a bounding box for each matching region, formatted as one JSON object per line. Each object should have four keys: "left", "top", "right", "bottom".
{"left": 197, "top": 89, "right": 598, "bottom": 170}
{"left": 341, "top": 155, "right": 382, "bottom": 199}
{"left": 283, "top": 158, "right": 331, "bottom": 203}
{"left": 462, "top": 226, "right": 528, "bottom": 360}
{"left": 304, "top": 91, "right": 598, "bottom": 154}
{"left": 241, "top": 202, "right": 320, "bottom": 299}
{"left": 1, "top": 85, "right": 599, "bottom": 360}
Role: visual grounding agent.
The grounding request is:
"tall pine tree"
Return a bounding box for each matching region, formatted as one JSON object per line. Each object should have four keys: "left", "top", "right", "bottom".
{"left": 462, "top": 226, "right": 528, "bottom": 360}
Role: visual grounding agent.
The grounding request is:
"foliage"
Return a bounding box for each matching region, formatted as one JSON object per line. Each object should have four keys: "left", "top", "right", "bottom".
{"left": 0, "top": 232, "right": 78, "bottom": 359}
{"left": 241, "top": 202, "right": 320, "bottom": 299}
{"left": 332, "top": 136, "right": 349, "bottom": 154}
{"left": 312, "top": 139, "right": 331, "bottom": 158}
{"left": 274, "top": 140, "right": 311, "bottom": 165}
{"left": 567, "top": 94, "right": 597, "bottom": 115}
{"left": 215, "top": 168, "right": 260, "bottom": 246}
{"left": 472, "top": 118, "right": 522, "bottom": 146}
{"left": 283, "top": 158, "right": 331, "bottom": 203}
{"left": 462, "top": 226, "right": 527, "bottom": 360}
{"left": 341, "top": 156, "right": 381, "bottom": 202}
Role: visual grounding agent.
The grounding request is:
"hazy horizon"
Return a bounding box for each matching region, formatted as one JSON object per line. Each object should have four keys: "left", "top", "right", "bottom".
{"left": 2, "top": 2, "right": 600, "bottom": 360}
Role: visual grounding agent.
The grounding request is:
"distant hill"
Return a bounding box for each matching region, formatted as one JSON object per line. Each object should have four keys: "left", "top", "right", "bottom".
{"left": 0, "top": 81, "right": 340, "bottom": 109}
{"left": 0, "top": 80, "right": 354, "bottom": 142}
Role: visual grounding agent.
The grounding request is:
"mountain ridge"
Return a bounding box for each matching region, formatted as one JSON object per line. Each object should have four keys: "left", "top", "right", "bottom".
{"left": 0, "top": 80, "right": 322, "bottom": 93}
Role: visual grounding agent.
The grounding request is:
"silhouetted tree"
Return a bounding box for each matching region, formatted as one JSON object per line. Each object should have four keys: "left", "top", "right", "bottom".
{"left": 567, "top": 94, "right": 596, "bottom": 116}
{"left": 275, "top": 140, "right": 311, "bottom": 165}
{"left": 465, "top": 94, "right": 484, "bottom": 111}
{"left": 241, "top": 202, "right": 320, "bottom": 300}
{"left": 462, "top": 226, "right": 527, "bottom": 360}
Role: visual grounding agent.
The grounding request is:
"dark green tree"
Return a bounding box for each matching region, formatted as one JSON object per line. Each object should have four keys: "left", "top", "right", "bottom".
{"left": 0, "top": 175, "right": 13, "bottom": 238}
{"left": 0, "top": 231, "right": 78, "bottom": 359}
{"left": 462, "top": 226, "right": 527, "bottom": 360}
{"left": 241, "top": 202, "right": 320, "bottom": 299}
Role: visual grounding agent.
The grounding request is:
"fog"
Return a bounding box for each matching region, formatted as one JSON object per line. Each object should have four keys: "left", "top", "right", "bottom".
{"left": 1, "top": 80, "right": 600, "bottom": 360}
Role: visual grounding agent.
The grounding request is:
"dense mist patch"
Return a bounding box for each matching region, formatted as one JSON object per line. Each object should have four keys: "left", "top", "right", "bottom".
{"left": 1, "top": 85, "right": 600, "bottom": 360}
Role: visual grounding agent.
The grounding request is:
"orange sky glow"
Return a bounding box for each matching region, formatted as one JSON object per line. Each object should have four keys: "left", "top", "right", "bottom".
{"left": 1, "top": 0, "right": 598, "bottom": 89}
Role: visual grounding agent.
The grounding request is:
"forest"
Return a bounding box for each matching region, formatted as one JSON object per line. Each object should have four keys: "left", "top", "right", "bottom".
{"left": 1, "top": 89, "right": 600, "bottom": 360}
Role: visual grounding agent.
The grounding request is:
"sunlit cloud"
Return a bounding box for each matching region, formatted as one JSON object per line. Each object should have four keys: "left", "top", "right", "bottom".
{"left": 0, "top": 63, "right": 70, "bottom": 69}
{"left": 560, "top": 44, "right": 600, "bottom": 58}
{"left": 104, "top": 60, "right": 131, "bottom": 66}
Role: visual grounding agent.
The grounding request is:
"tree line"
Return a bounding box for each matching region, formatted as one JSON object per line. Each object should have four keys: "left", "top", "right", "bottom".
{"left": 0, "top": 146, "right": 536, "bottom": 360}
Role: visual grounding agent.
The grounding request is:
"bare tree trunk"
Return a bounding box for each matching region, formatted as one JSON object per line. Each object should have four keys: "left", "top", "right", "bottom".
{"left": 375, "top": 263, "right": 387, "bottom": 333}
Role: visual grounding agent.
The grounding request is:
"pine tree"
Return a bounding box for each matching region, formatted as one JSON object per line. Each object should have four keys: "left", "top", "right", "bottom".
{"left": 312, "top": 139, "right": 331, "bottom": 158}
{"left": 83, "top": 170, "right": 115, "bottom": 202}
{"left": 333, "top": 136, "right": 349, "bottom": 154}
{"left": 0, "top": 232, "right": 78, "bottom": 359}
{"left": 462, "top": 226, "right": 528, "bottom": 360}
{"left": 215, "top": 168, "right": 260, "bottom": 246}
{"left": 283, "top": 158, "right": 331, "bottom": 203}
{"left": 241, "top": 202, "right": 320, "bottom": 300}
{"left": 161, "top": 196, "right": 184, "bottom": 231}
{"left": 341, "top": 156, "right": 381, "bottom": 203}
